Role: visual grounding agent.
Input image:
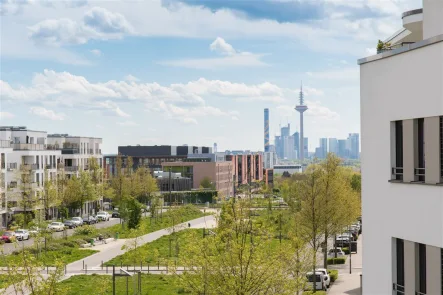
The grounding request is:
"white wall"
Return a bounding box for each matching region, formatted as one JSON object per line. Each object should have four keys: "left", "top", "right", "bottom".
{"left": 423, "top": 0, "right": 443, "bottom": 39}
{"left": 360, "top": 41, "right": 443, "bottom": 294}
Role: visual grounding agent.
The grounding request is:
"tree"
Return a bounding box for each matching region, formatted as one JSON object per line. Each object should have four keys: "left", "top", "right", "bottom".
{"left": 199, "top": 176, "right": 214, "bottom": 189}
{"left": 88, "top": 156, "right": 103, "bottom": 212}
{"left": 135, "top": 167, "right": 158, "bottom": 205}
{"left": 177, "top": 199, "right": 299, "bottom": 295}
{"left": 64, "top": 172, "right": 96, "bottom": 216}
{"left": 127, "top": 198, "right": 142, "bottom": 229}
{"left": 56, "top": 165, "right": 69, "bottom": 221}
{"left": 42, "top": 168, "right": 59, "bottom": 220}
{"left": 12, "top": 164, "right": 39, "bottom": 227}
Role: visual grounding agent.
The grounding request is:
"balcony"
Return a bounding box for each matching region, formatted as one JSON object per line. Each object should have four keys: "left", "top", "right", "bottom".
{"left": 22, "top": 164, "right": 39, "bottom": 171}
{"left": 414, "top": 167, "right": 425, "bottom": 182}
{"left": 377, "top": 42, "right": 415, "bottom": 54}
{"left": 0, "top": 140, "right": 11, "bottom": 148}
{"left": 11, "top": 143, "right": 46, "bottom": 151}
{"left": 6, "top": 163, "right": 17, "bottom": 171}
{"left": 45, "top": 164, "right": 56, "bottom": 169}
{"left": 88, "top": 149, "right": 94, "bottom": 154}
{"left": 61, "top": 148, "right": 80, "bottom": 155}
{"left": 391, "top": 167, "right": 403, "bottom": 181}
{"left": 65, "top": 166, "right": 78, "bottom": 172}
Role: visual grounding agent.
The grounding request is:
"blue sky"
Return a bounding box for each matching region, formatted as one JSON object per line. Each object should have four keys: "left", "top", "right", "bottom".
{"left": 0, "top": 0, "right": 421, "bottom": 153}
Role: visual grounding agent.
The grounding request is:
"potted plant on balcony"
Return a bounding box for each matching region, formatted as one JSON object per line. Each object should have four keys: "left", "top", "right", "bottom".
{"left": 377, "top": 40, "right": 391, "bottom": 54}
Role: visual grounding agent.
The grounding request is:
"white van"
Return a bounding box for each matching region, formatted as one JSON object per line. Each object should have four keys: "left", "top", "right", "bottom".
{"left": 305, "top": 271, "right": 327, "bottom": 291}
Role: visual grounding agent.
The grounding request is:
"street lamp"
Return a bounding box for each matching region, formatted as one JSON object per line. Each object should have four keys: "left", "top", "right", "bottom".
{"left": 348, "top": 225, "right": 352, "bottom": 274}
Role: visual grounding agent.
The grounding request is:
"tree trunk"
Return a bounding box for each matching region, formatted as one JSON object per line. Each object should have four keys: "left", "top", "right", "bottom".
{"left": 323, "top": 229, "right": 328, "bottom": 268}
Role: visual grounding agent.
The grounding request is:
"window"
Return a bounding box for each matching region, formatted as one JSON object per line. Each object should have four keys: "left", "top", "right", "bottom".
{"left": 395, "top": 238, "right": 405, "bottom": 294}
{"left": 393, "top": 121, "right": 404, "bottom": 181}
{"left": 418, "top": 243, "right": 426, "bottom": 294}
{"left": 416, "top": 118, "right": 425, "bottom": 182}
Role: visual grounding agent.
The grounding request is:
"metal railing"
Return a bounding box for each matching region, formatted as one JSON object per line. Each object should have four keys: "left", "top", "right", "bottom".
{"left": 7, "top": 163, "right": 17, "bottom": 171}
{"left": 0, "top": 140, "right": 11, "bottom": 148}
{"left": 391, "top": 167, "right": 403, "bottom": 180}
{"left": 11, "top": 143, "right": 45, "bottom": 151}
{"left": 414, "top": 167, "right": 425, "bottom": 176}
{"left": 377, "top": 42, "right": 415, "bottom": 54}
{"left": 393, "top": 283, "right": 405, "bottom": 294}
{"left": 65, "top": 166, "right": 78, "bottom": 172}
{"left": 415, "top": 291, "right": 426, "bottom": 295}
{"left": 22, "top": 164, "right": 39, "bottom": 170}
{"left": 46, "top": 164, "right": 56, "bottom": 169}
{"left": 88, "top": 149, "right": 94, "bottom": 154}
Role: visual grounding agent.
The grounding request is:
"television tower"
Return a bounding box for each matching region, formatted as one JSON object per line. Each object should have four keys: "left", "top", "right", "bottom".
{"left": 295, "top": 82, "right": 308, "bottom": 160}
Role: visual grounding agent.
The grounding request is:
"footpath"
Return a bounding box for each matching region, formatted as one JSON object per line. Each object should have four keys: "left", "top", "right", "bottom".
{"left": 1, "top": 214, "right": 217, "bottom": 295}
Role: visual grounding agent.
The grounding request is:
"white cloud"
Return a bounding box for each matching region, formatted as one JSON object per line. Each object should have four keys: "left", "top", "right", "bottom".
{"left": 117, "top": 120, "right": 138, "bottom": 126}
{"left": 365, "top": 47, "right": 377, "bottom": 56}
{"left": 29, "top": 106, "right": 65, "bottom": 120}
{"left": 124, "top": 74, "right": 139, "bottom": 82}
{"left": 28, "top": 7, "right": 133, "bottom": 46}
{"left": 0, "top": 111, "right": 15, "bottom": 120}
{"left": 159, "top": 37, "right": 267, "bottom": 69}
{"left": 0, "top": 0, "right": 31, "bottom": 15}
{"left": 90, "top": 49, "right": 102, "bottom": 56}
{"left": 276, "top": 99, "right": 340, "bottom": 121}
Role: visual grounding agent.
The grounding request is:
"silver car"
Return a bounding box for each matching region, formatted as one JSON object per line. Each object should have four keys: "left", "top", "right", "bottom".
{"left": 15, "top": 229, "right": 30, "bottom": 241}
{"left": 71, "top": 217, "right": 83, "bottom": 226}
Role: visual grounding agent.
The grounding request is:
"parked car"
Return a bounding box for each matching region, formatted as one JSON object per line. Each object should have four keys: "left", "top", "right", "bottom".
{"left": 328, "top": 248, "right": 345, "bottom": 258}
{"left": 47, "top": 222, "right": 65, "bottom": 232}
{"left": 82, "top": 216, "right": 97, "bottom": 225}
{"left": 111, "top": 211, "right": 120, "bottom": 218}
{"left": 15, "top": 229, "right": 30, "bottom": 241}
{"left": 1, "top": 231, "right": 16, "bottom": 243}
{"left": 315, "top": 268, "right": 331, "bottom": 288}
{"left": 305, "top": 272, "right": 327, "bottom": 291}
{"left": 335, "top": 235, "right": 351, "bottom": 247}
{"left": 71, "top": 217, "right": 84, "bottom": 226}
{"left": 63, "top": 220, "right": 76, "bottom": 229}
{"left": 96, "top": 211, "right": 110, "bottom": 221}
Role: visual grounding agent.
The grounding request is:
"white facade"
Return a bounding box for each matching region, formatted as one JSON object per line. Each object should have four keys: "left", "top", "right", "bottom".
{"left": 273, "top": 165, "right": 302, "bottom": 175}
{"left": 359, "top": 1, "right": 443, "bottom": 294}
{"left": 263, "top": 151, "right": 277, "bottom": 169}
{"left": 0, "top": 141, "right": 13, "bottom": 226}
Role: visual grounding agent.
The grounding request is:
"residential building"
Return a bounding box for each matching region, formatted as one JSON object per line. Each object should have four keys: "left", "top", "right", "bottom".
{"left": 0, "top": 126, "right": 60, "bottom": 218}
{"left": 47, "top": 134, "right": 103, "bottom": 177}
{"left": 225, "top": 153, "right": 263, "bottom": 185}
{"left": 263, "top": 168, "right": 274, "bottom": 187}
{"left": 359, "top": 2, "right": 443, "bottom": 294}
{"left": 263, "top": 151, "right": 277, "bottom": 169}
{"left": 104, "top": 145, "right": 212, "bottom": 176}
{"left": 0, "top": 140, "right": 13, "bottom": 227}
{"left": 328, "top": 138, "right": 338, "bottom": 154}
{"left": 162, "top": 160, "right": 234, "bottom": 198}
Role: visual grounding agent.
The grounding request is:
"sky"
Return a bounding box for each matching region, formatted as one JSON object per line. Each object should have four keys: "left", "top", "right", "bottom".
{"left": 0, "top": 0, "right": 421, "bottom": 153}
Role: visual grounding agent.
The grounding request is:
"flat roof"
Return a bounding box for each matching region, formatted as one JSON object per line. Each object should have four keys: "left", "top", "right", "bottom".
{"left": 358, "top": 34, "right": 443, "bottom": 65}
{"left": 48, "top": 134, "right": 102, "bottom": 139}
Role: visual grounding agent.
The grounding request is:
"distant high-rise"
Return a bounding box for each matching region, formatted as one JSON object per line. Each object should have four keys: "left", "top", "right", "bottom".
{"left": 328, "top": 138, "right": 338, "bottom": 154}
{"left": 338, "top": 139, "right": 347, "bottom": 158}
{"left": 295, "top": 82, "right": 308, "bottom": 160}
{"left": 264, "top": 108, "right": 270, "bottom": 152}
{"left": 214, "top": 142, "right": 218, "bottom": 153}
{"left": 320, "top": 138, "right": 328, "bottom": 158}
{"left": 347, "top": 133, "right": 360, "bottom": 159}
{"left": 293, "top": 131, "right": 300, "bottom": 159}
{"left": 275, "top": 124, "right": 295, "bottom": 160}
{"left": 303, "top": 137, "right": 309, "bottom": 158}
{"left": 281, "top": 124, "right": 290, "bottom": 137}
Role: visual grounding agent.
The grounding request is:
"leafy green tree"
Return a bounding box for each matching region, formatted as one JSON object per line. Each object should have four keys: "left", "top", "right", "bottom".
{"left": 135, "top": 167, "right": 158, "bottom": 205}
{"left": 199, "top": 176, "right": 214, "bottom": 189}
{"left": 127, "top": 198, "right": 142, "bottom": 229}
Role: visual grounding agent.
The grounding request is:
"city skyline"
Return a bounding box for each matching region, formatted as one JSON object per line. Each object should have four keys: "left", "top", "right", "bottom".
{"left": 0, "top": 0, "right": 417, "bottom": 153}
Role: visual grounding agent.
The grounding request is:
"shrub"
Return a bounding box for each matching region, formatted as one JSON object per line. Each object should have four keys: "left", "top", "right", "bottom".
{"left": 303, "top": 291, "right": 326, "bottom": 295}
{"left": 60, "top": 241, "right": 77, "bottom": 248}
{"left": 74, "top": 225, "right": 97, "bottom": 236}
{"left": 328, "top": 269, "right": 339, "bottom": 282}
{"left": 342, "top": 247, "right": 350, "bottom": 255}
{"left": 74, "top": 239, "right": 88, "bottom": 246}
{"left": 327, "top": 257, "right": 346, "bottom": 265}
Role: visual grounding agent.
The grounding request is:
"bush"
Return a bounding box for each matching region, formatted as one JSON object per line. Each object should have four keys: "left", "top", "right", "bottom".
{"left": 60, "top": 241, "right": 77, "bottom": 248}
{"left": 74, "top": 225, "right": 97, "bottom": 236}
{"left": 342, "top": 247, "right": 350, "bottom": 255}
{"left": 327, "top": 257, "right": 347, "bottom": 265}
{"left": 328, "top": 269, "right": 339, "bottom": 282}
{"left": 303, "top": 291, "right": 326, "bottom": 295}
{"left": 74, "top": 238, "right": 88, "bottom": 246}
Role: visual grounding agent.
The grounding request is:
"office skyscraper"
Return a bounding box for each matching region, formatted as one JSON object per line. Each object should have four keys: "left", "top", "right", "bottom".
{"left": 303, "top": 137, "right": 309, "bottom": 158}
{"left": 295, "top": 82, "right": 308, "bottom": 160}
{"left": 293, "top": 131, "right": 300, "bottom": 159}
{"left": 264, "top": 109, "right": 270, "bottom": 152}
{"left": 320, "top": 138, "right": 328, "bottom": 158}
{"left": 338, "top": 139, "right": 347, "bottom": 158}
{"left": 275, "top": 124, "right": 295, "bottom": 160}
{"left": 328, "top": 138, "right": 338, "bottom": 154}
{"left": 347, "top": 133, "right": 360, "bottom": 159}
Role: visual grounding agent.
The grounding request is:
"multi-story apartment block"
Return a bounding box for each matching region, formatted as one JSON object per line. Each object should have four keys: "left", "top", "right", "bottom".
{"left": 225, "top": 153, "right": 263, "bottom": 186}
{"left": 359, "top": 1, "right": 443, "bottom": 294}
{"left": 0, "top": 140, "right": 13, "bottom": 227}
{"left": 47, "top": 134, "right": 103, "bottom": 177}
{"left": 0, "top": 126, "right": 61, "bottom": 218}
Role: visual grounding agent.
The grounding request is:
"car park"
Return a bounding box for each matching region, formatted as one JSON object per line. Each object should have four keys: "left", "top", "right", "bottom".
{"left": 111, "top": 211, "right": 120, "bottom": 218}
{"left": 305, "top": 272, "right": 327, "bottom": 291}
{"left": 335, "top": 235, "right": 351, "bottom": 247}
{"left": 82, "top": 216, "right": 97, "bottom": 225}
{"left": 15, "top": 229, "right": 30, "bottom": 241}
{"left": 1, "top": 231, "right": 16, "bottom": 243}
{"left": 63, "top": 220, "right": 76, "bottom": 229}
{"left": 96, "top": 211, "right": 110, "bottom": 221}
{"left": 47, "top": 222, "right": 65, "bottom": 232}
{"left": 71, "top": 217, "right": 83, "bottom": 226}
{"left": 315, "top": 268, "right": 331, "bottom": 288}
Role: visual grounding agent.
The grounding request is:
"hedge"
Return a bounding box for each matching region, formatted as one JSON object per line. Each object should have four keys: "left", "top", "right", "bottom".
{"left": 163, "top": 191, "right": 217, "bottom": 204}
{"left": 342, "top": 247, "right": 350, "bottom": 255}
{"left": 303, "top": 291, "right": 326, "bottom": 295}
{"left": 327, "top": 257, "right": 346, "bottom": 265}
{"left": 328, "top": 269, "right": 339, "bottom": 282}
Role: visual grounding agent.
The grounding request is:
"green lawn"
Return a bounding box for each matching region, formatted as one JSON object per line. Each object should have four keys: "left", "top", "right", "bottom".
{"left": 97, "top": 205, "right": 209, "bottom": 239}
{"left": 60, "top": 274, "right": 191, "bottom": 295}
{"left": 105, "top": 229, "right": 204, "bottom": 266}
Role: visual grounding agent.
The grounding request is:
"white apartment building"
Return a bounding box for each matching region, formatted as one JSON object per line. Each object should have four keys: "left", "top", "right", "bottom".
{"left": 0, "top": 140, "right": 13, "bottom": 227}
{"left": 47, "top": 134, "right": 103, "bottom": 215}
{"left": 359, "top": 1, "right": 443, "bottom": 294}
{"left": 0, "top": 126, "right": 60, "bottom": 221}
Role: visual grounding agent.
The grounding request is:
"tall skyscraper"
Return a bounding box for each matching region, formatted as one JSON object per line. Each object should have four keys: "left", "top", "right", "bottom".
{"left": 293, "top": 131, "right": 300, "bottom": 159}
{"left": 264, "top": 108, "right": 270, "bottom": 152}
{"left": 320, "top": 138, "right": 328, "bottom": 158}
{"left": 338, "top": 139, "right": 347, "bottom": 158}
{"left": 295, "top": 82, "right": 308, "bottom": 160}
{"left": 281, "top": 124, "right": 290, "bottom": 137}
{"left": 347, "top": 133, "right": 360, "bottom": 159}
{"left": 328, "top": 138, "right": 338, "bottom": 154}
{"left": 275, "top": 124, "right": 295, "bottom": 160}
{"left": 303, "top": 137, "right": 309, "bottom": 158}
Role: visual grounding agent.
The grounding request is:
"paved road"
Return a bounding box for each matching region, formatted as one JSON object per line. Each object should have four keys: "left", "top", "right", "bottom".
{"left": 2, "top": 218, "right": 121, "bottom": 254}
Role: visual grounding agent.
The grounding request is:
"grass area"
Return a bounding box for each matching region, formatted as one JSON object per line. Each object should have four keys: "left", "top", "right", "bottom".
{"left": 60, "top": 274, "right": 190, "bottom": 295}
{"left": 96, "top": 205, "right": 209, "bottom": 239}
{"left": 105, "top": 229, "right": 204, "bottom": 266}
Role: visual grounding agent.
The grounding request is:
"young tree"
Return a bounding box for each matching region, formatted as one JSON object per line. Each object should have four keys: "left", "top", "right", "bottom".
{"left": 199, "top": 176, "right": 214, "bottom": 189}
{"left": 13, "top": 164, "right": 39, "bottom": 227}
{"left": 88, "top": 156, "right": 103, "bottom": 212}
{"left": 135, "top": 167, "right": 158, "bottom": 206}
{"left": 177, "top": 199, "right": 298, "bottom": 295}
{"left": 64, "top": 172, "right": 96, "bottom": 216}
{"left": 42, "top": 168, "right": 59, "bottom": 220}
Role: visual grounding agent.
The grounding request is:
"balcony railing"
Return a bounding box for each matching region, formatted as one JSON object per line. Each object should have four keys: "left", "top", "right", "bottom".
{"left": 393, "top": 283, "right": 405, "bottom": 295}
{"left": 46, "top": 164, "right": 56, "bottom": 169}
{"left": 414, "top": 167, "right": 425, "bottom": 176}
{"left": 65, "top": 166, "right": 78, "bottom": 172}
{"left": 22, "top": 164, "right": 39, "bottom": 170}
{"left": 391, "top": 167, "right": 403, "bottom": 181}
{"left": 88, "top": 149, "right": 94, "bottom": 154}
{"left": 0, "top": 140, "right": 11, "bottom": 148}
{"left": 6, "top": 163, "right": 17, "bottom": 171}
{"left": 12, "top": 143, "right": 45, "bottom": 151}
{"left": 61, "top": 148, "right": 79, "bottom": 155}
{"left": 377, "top": 42, "right": 415, "bottom": 54}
